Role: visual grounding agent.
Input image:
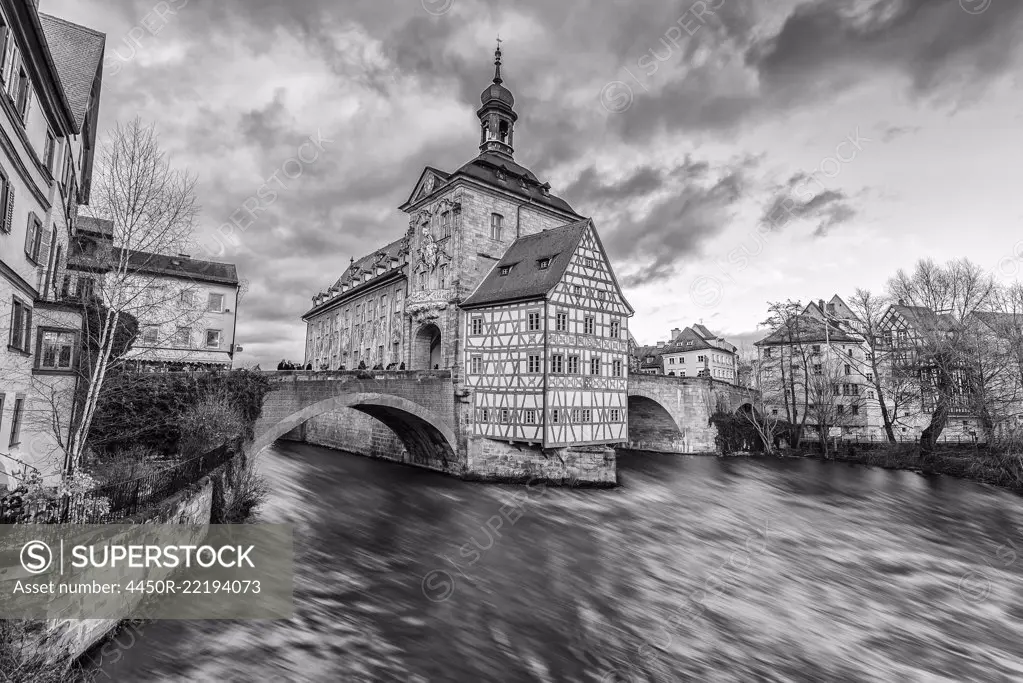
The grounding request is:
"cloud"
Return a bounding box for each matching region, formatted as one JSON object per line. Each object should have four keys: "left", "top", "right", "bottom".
{"left": 759, "top": 183, "right": 859, "bottom": 237}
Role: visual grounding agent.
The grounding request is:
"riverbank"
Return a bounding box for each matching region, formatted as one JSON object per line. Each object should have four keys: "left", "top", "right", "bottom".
{"left": 790, "top": 444, "right": 1023, "bottom": 492}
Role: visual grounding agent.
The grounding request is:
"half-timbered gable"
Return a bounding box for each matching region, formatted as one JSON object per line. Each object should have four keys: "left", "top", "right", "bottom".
{"left": 462, "top": 218, "right": 634, "bottom": 448}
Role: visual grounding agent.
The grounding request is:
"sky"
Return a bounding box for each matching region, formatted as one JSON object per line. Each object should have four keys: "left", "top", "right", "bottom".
{"left": 41, "top": 0, "right": 1023, "bottom": 366}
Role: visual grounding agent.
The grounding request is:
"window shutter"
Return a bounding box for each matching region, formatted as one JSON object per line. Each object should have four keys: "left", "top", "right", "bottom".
{"left": 23, "top": 87, "right": 31, "bottom": 119}
{"left": 3, "top": 184, "right": 12, "bottom": 233}
{"left": 2, "top": 47, "right": 15, "bottom": 87}
{"left": 24, "top": 306, "right": 32, "bottom": 352}
{"left": 24, "top": 212, "right": 35, "bottom": 258}
{"left": 38, "top": 225, "right": 52, "bottom": 276}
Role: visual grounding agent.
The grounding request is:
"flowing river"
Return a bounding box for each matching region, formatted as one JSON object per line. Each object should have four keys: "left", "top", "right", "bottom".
{"left": 88, "top": 441, "right": 1023, "bottom": 682}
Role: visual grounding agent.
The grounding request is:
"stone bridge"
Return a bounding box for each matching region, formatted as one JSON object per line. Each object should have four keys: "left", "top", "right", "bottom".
{"left": 626, "top": 374, "right": 752, "bottom": 454}
{"left": 248, "top": 370, "right": 753, "bottom": 484}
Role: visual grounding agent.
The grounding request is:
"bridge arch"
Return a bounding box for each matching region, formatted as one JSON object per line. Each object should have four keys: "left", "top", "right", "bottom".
{"left": 250, "top": 392, "right": 458, "bottom": 468}
{"left": 626, "top": 389, "right": 688, "bottom": 453}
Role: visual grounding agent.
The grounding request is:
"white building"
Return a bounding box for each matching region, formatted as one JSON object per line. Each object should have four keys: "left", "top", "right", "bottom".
{"left": 0, "top": 3, "right": 105, "bottom": 487}
{"left": 659, "top": 324, "right": 739, "bottom": 383}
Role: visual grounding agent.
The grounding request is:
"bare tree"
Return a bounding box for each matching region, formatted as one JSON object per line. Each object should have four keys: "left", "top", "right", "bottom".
{"left": 846, "top": 288, "right": 917, "bottom": 442}
{"left": 804, "top": 353, "right": 865, "bottom": 458}
{"left": 886, "top": 258, "right": 998, "bottom": 453}
{"left": 735, "top": 357, "right": 782, "bottom": 454}
{"left": 758, "top": 300, "right": 814, "bottom": 447}
{"left": 64, "top": 119, "right": 200, "bottom": 474}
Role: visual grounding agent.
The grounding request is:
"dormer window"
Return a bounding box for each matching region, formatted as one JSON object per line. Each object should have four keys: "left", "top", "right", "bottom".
{"left": 499, "top": 266, "right": 511, "bottom": 276}
{"left": 537, "top": 258, "right": 550, "bottom": 270}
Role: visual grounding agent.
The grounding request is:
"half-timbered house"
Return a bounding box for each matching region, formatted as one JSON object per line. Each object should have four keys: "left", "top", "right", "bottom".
{"left": 461, "top": 218, "right": 634, "bottom": 448}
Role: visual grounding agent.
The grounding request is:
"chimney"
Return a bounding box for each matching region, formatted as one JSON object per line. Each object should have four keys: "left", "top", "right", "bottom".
{"left": 818, "top": 299, "right": 825, "bottom": 312}
{"left": 671, "top": 328, "right": 681, "bottom": 340}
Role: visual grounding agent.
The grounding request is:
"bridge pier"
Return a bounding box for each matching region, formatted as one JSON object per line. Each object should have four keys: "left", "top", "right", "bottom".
{"left": 465, "top": 437, "right": 617, "bottom": 486}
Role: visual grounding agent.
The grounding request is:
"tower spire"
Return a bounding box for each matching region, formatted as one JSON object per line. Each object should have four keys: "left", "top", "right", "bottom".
{"left": 493, "top": 36, "right": 503, "bottom": 84}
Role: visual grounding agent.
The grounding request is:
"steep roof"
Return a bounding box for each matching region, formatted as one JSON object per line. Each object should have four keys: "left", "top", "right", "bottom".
{"left": 973, "top": 311, "right": 1023, "bottom": 337}
{"left": 692, "top": 324, "right": 716, "bottom": 340}
{"left": 39, "top": 13, "right": 105, "bottom": 129}
{"left": 330, "top": 236, "right": 407, "bottom": 291}
{"left": 453, "top": 153, "right": 577, "bottom": 214}
{"left": 462, "top": 219, "right": 590, "bottom": 308}
{"left": 890, "top": 304, "right": 957, "bottom": 333}
{"left": 118, "top": 249, "right": 239, "bottom": 285}
{"left": 756, "top": 315, "right": 862, "bottom": 346}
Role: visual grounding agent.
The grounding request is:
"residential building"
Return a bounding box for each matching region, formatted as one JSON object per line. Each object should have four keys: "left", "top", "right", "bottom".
{"left": 660, "top": 324, "right": 738, "bottom": 383}
{"left": 461, "top": 218, "right": 632, "bottom": 447}
{"left": 0, "top": 2, "right": 104, "bottom": 487}
{"left": 65, "top": 216, "right": 241, "bottom": 370}
{"left": 755, "top": 296, "right": 880, "bottom": 439}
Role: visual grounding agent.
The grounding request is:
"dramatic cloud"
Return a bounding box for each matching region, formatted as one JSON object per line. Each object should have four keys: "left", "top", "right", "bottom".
{"left": 39, "top": 0, "right": 1023, "bottom": 359}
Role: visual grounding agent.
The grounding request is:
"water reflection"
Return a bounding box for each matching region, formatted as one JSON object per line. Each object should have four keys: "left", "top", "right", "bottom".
{"left": 90, "top": 443, "right": 1023, "bottom": 682}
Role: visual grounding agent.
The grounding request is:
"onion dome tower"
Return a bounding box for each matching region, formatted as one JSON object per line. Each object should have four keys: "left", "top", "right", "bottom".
{"left": 477, "top": 41, "right": 518, "bottom": 160}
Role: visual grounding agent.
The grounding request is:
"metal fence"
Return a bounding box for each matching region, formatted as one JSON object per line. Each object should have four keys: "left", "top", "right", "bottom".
{"left": 67, "top": 439, "right": 240, "bottom": 523}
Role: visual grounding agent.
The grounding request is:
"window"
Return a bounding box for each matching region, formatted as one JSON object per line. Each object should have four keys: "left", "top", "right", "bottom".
{"left": 610, "top": 408, "right": 621, "bottom": 422}
{"left": 208, "top": 293, "right": 224, "bottom": 312}
{"left": 584, "top": 317, "right": 594, "bottom": 335}
{"left": 837, "top": 405, "right": 845, "bottom": 416}
{"left": 142, "top": 326, "right": 158, "bottom": 344}
{"left": 441, "top": 211, "right": 451, "bottom": 236}
{"left": 813, "top": 364, "right": 822, "bottom": 375}
{"left": 584, "top": 257, "right": 594, "bottom": 269}
{"left": 556, "top": 312, "right": 568, "bottom": 331}
{"left": 852, "top": 405, "right": 860, "bottom": 416}
{"left": 551, "top": 354, "right": 564, "bottom": 374}
{"left": 568, "top": 356, "right": 579, "bottom": 374}
{"left": 0, "top": 21, "right": 8, "bottom": 79}
{"left": 439, "top": 264, "right": 447, "bottom": 288}
{"left": 471, "top": 355, "right": 483, "bottom": 374}
{"left": 570, "top": 409, "right": 580, "bottom": 423}
{"left": 418, "top": 271, "right": 426, "bottom": 289}
{"left": 698, "top": 355, "right": 706, "bottom": 363}
{"left": 481, "top": 408, "right": 490, "bottom": 422}
{"left": 24, "top": 213, "right": 42, "bottom": 263}
{"left": 610, "top": 320, "right": 620, "bottom": 338}
{"left": 15, "top": 66, "right": 29, "bottom": 118}
{"left": 772, "top": 408, "right": 778, "bottom": 416}
{"left": 471, "top": 317, "right": 483, "bottom": 335}
{"left": 524, "top": 409, "right": 536, "bottom": 424}
{"left": 500, "top": 266, "right": 511, "bottom": 276}
{"left": 528, "top": 355, "right": 541, "bottom": 373}
{"left": 527, "top": 311, "right": 541, "bottom": 332}
{"left": 868, "top": 390, "right": 875, "bottom": 399}
{"left": 180, "top": 289, "right": 194, "bottom": 306}
{"left": 612, "top": 360, "right": 623, "bottom": 377}
{"left": 206, "top": 329, "right": 222, "bottom": 348}
{"left": 866, "top": 372, "right": 873, "bottom": 382}
{"left": 573, "top": 285, "right": 582, "bottom": 296}
{"left": 500, "top": 409, "right": 510, "bottom": 423}
{"left": 9, "top": 297, "right": 31, "bottom": 352}
{"left": 590, "top": 356, "right": 601, "bottom": 375}
{"left": 490, "top": 213, "right": 503, "bottom": 240}
{"left": 9, "top": 397, "right": 24, "bottom": 446}
{"left": 394, "top": 290, "right": 403, "bottom": 311}
{"left": 812, "top": 345, "right": 821, "bottom": 354}
{"left": 43, "top": 131, "right": 55, "bottom": 172}
{"left": 582, "top": 408, "right": 591, "bottom": 422}
{"left": 551, "top": 409, "right": 560, "bottom": 424}
{"left": 764, "top": 348, "right": 773, "bottom": 358}
{"left": 174, "top": 326, "right": 191, "bottom": 347}
{"left": 37, "top": 330, "right": 76, "bottom": 369}
{"left": 844, "top": 364, "right": 851, "bottom": 375}
{"left": 538, "top": 258, "right": 550, "bottom": 270}
{"left": 0, "top": 168, "right": 11, "bottom": 233}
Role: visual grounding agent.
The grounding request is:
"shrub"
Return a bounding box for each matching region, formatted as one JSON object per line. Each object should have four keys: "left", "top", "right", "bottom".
{"left": 86, "top": 444, "right": 166, "bottom": 485}
{"left": 217, "top": 460, "right": 269, "bottom": 523}
{"left": 87, "top": 370, "right": 272, "bottom": 457}
{"left": 177, "top": 388, "right": 246, "bottom": 457}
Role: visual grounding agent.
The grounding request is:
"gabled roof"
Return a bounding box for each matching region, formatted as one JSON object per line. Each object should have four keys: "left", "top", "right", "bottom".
{"left": 400, "top": 167, "right": 451, "bottom": 207}
{"left": 889, "top": 304, "right": 957, "bottom": 333}
{"left": 755, "top": 315, "right": 862, "bottom": 346}
{"left": 973, "top": 311, "right": 1023, "bottom": 337}
{"left": 692, "top": 324, "right": 716, "bottom": 340}
{"left": 39, "top": 13, "right": 105, "bottom": 130}
{"left": 77, "top": 215, "right": 113, "bottom": 237}
{"left": 462, "top": 219, "right": 590, "bottom": 308}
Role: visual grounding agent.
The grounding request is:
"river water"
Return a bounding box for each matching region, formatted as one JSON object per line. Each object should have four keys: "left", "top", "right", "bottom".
{"left": 89, "top": 441, "right": 1023, "bottom": 682}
